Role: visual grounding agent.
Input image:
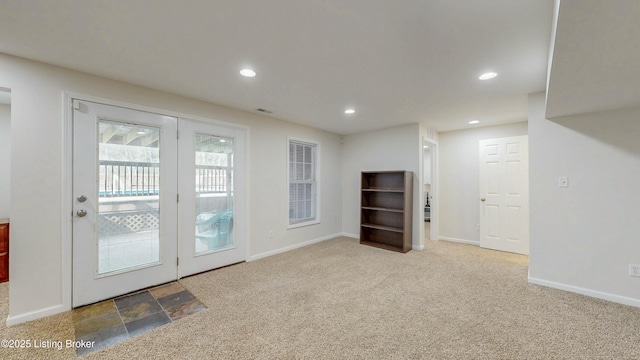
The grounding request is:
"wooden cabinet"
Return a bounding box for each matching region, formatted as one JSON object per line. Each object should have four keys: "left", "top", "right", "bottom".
{"left": 360, "top": 171, "right": 413, "bottom": 253}
{"left": 0, "top": 222, "right": 8, "bottom": 283}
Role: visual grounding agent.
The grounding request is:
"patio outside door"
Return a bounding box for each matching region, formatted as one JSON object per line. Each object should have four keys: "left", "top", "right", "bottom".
{"left": 72, "top": 100, "right": 247, "bottom": 307}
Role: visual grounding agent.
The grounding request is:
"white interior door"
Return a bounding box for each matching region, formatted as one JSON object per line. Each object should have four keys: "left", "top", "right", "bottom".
{"left": 177, "top": 119, "right": 247, "bottom": 277}
{"left": 479, "top": 135, "right": 529, "bottom": 255}
{"left": 72, "top": 100, "right": 178, "bottom": 307}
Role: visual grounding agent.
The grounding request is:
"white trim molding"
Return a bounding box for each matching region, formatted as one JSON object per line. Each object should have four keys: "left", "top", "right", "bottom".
{"left": 341, "top": 232, "right": 359, "bottom": 239}
{"left": 439, "top": 236, "right": 479, "bottom": 246}
{"left": 528, "top": 276, "right": 640, "bottom": 308}
{"left": 61, "top": 93, "right": 74, "bottom": 317}
{"left": 247, "top": 233, "right": 340, "bottom": 262}
{"left": 6, "top": 304, "right": 67, "bottom": 327}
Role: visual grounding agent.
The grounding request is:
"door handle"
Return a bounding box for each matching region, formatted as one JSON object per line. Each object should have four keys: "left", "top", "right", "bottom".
{"left": 481, "top": 198, "right": 486, "bottom": 202}
{"left": 76, "top": 209, "right": 88, "bottom": 217}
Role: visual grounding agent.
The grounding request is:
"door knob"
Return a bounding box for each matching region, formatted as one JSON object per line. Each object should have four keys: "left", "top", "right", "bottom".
{"left": 77, "top": 195, "right": 87, "bottom": 202}
{"left": 76, "top": 209, "right": 88, "bottom": 217}
{"left": 481, "top": 198, "right": 486, "bottom": 202}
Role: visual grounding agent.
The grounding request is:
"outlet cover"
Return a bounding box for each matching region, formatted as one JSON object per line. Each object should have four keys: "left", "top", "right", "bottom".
{"left": 629, "top": 264, "right": 640, "bottom": 277}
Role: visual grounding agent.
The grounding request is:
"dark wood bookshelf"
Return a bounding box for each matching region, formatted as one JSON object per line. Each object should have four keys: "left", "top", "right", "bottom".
{"left": 360, "top": 171, "right": 413, "bottom": 253}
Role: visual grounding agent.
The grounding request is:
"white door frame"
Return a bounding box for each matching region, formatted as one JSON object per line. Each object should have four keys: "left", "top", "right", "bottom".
{"left": 427, "top": 140, "right": 438, "bottom": 243}
{"left": 62, "top": 92, "right": 250, "bottom": 311}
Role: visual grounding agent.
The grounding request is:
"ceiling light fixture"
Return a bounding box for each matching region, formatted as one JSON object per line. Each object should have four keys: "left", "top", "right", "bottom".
{"left": 468, "top": 120, "right": 480, "bottom": 124}
{"left": 240, "top": 68, "right": 256, "bottom": 77}
{"left": 478, "top": 72, "right": 498, "bottom": 80}
{"left": 344, "top": 109, "right": 356, "bottom": 114}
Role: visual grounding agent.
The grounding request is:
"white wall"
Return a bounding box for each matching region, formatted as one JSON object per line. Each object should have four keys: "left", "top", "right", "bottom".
{"left": 341, "top": 123, "right": 423, "bottom": 248}
{"left": 0, "top": 53, "right": 342, "bottom": 324}
{"left": 0, "top": 104, "right": 9, "bottom": 219}
{"left": 528, "top": 91, "right": 640, "bottom": 306}
{"left": 438, "top": 121, "right": 528, "bottom": 244}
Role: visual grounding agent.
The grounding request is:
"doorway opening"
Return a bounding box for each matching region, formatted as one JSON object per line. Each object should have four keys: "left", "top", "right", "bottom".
{"left": 422, "top": 137, "right": 437, "bottom": 243}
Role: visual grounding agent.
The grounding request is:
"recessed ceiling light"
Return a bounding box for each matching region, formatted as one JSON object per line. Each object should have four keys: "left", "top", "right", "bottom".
{"left": 469, "top": 120, "right": 480, "bottom": 124}
{"left": 137, "top": 131, "right": 145, "bottom": 135}
{"left": 478, "top": 72, "right": 497, "bottom": 80}
{"left": 240, "top": 68, "right": 256, "bottom": 77}
{"left": 344, "top": 109, "right": 356, "bottom": 114}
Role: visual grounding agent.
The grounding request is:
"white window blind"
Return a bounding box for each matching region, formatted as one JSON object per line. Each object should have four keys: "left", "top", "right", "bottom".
{"left": 288, "top": 140, "right": 317, "bottom": 225}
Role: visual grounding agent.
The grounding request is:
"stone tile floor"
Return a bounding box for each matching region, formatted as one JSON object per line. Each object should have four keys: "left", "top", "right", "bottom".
{"left": 72, "top": 281, "right": 206, "bottom": 356}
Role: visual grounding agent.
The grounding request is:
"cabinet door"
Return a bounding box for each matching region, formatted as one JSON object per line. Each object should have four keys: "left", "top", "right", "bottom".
{"left": 0, "top": 224, "right": 8, "bottom": 251}
{"left": 0, "top": 223, "right": 8, "bottom": 282}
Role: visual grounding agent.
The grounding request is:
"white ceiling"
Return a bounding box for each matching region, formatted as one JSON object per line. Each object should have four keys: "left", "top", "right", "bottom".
{"left": 0, "top": 0, "right": 554, "bottom": 135}
{"left": 546, "top": 0, "right": 640, "bottom": 118}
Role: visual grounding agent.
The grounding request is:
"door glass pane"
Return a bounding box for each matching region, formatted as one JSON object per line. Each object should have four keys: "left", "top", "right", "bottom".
{"left": 194, "top": 134, "right": 234, "bottom": 253}
{"left": 98, "top": 121, "right": 161, "bottom": 274}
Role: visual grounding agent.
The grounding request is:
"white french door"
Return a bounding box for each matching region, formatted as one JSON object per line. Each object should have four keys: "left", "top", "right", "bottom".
{"left": 72, "top": 101, "right": 178, "bottom": 306}
{"left": 72, "top": 100, "right": 246, "bottom": 307}
{"left": 479, "top": 135, "right": 529, "bottom": 255}
{"left": 177, "top": 120, "right": 246, "bottom": 277}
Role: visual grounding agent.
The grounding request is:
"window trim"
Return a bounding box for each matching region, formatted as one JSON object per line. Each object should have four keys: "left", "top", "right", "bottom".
{"left": 286, "top": 137, "right": 321, "bottom": 229}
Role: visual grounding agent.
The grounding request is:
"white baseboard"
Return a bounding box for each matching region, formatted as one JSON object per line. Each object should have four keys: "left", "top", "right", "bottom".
{"left": 439, "top": 236, "right": 479, "bottom": 246}
{"left": 340, "top": 232, "right": 359, "bottom": 239}
{"left": 528, "top": 276, "right": 640, "bottom": 308}
{"left": 6, "top": 304, "right": 68, "bottom": 327}
{"left": 247, "top": 233, "right": 341, "bottom": 262}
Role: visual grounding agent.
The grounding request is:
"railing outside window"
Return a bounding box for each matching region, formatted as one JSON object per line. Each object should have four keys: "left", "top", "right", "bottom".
{"left": 99, "top": 160, "right": 231, "bottom": 197}
{"left": 99, "top": 160, "right": 159, "bottom": 197}
{"left": 98, "top": 160, "right": 232, "bottom": 236}
{"left": 196, "top": 165, "right": 233, "bottom": 194}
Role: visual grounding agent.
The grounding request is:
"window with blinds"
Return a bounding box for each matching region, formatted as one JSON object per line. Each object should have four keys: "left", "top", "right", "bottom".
{"left": 288, "top": 139, "right": 318, "bottom": 226}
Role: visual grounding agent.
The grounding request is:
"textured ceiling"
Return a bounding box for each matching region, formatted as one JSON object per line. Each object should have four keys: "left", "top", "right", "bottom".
{"left": 0, "top": 0, "right": 554, "bottom": 134}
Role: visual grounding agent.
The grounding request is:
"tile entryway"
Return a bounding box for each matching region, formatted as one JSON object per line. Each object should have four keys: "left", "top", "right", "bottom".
{"left": 72, "top": 281, "right": 206, "bottom": 356}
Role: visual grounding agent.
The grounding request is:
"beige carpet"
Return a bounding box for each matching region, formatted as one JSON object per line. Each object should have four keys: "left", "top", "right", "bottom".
{"left": 2, "top": 237, "right": 640, "bottom": 359}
